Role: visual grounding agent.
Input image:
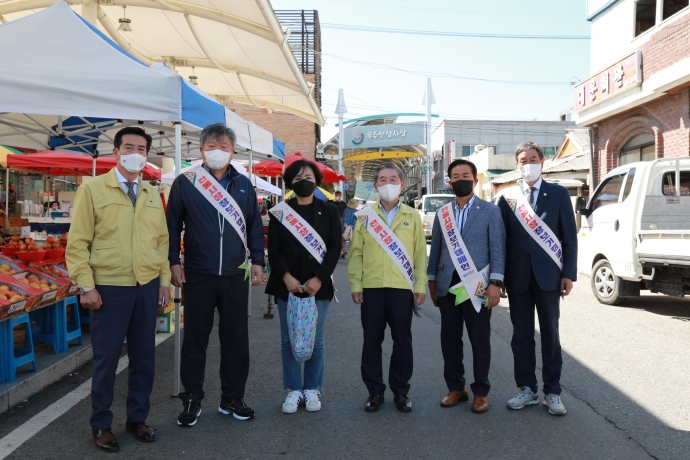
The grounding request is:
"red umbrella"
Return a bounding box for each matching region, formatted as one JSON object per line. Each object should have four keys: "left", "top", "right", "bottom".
{"left": 7, "top": 151, "right": 161, "bottom": 180}
{"left": 252, "top": 153, "right": 346, "bottom": 182}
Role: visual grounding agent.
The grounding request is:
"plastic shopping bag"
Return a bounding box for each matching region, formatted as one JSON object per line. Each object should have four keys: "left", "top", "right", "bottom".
{"left": 287, "top": 292, "right": 319, "bottom": 363}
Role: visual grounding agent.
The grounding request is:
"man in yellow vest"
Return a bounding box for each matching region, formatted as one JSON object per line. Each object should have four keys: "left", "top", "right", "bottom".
{"left": 348, "top": 161, "right": 428, "bottom": 413}
{"left": 67, "top": 127, "right": 170, "bottom": 453}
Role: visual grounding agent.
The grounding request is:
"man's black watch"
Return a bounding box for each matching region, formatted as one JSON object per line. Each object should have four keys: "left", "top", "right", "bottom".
{"left": 488, "top": 279, "right": 503, "bottom": 287}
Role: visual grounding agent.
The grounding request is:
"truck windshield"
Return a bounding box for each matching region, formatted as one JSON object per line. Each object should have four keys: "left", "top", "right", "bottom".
{"left": 423, "top": 196, "right": 454, "bottom": 212}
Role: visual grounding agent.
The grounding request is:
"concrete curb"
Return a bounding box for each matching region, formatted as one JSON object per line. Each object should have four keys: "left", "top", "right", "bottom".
{"left": 0, "top": 344, "right": 93, "bottom": 414}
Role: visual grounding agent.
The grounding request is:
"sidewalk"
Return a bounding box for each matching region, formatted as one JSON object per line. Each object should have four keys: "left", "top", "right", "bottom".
{"left": 0, "top": 330, "right": 92, "bottom": 414}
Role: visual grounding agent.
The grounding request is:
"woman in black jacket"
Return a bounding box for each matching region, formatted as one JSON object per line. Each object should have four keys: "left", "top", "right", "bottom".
{"left": 265, "top": 159, "right": 341, "bottom": 414}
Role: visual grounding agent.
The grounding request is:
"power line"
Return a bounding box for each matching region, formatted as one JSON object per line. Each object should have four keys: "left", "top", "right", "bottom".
{"left": 305, "top": 47, "right": 579, "bottom": 86}
{"left": 320, "top": 23, "right": 590, "bottom": 40}
{"left": 321, "top": 0, "right": 583, "bottom": 17}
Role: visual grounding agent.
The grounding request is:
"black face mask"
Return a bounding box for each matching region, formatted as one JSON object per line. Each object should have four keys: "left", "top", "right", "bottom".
{"left": 451, "top": 179, "right": 474, "bottom": 197}
{"left": 292, "top": 179, "right": 316, "bottom": 197}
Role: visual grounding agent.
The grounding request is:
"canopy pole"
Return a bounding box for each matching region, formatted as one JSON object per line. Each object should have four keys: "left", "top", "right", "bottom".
{"left": 173, "top": 122, "right": 182, "bottom": 398}
{"left": 335, "top": 89, "right": 347, "bottom": 194}
{"left": 92, "top": 156, "right": 96, "bottom": 178}
{"left": 5, "top": 168, "right": 9, "bottom": 217}
{"left": 247, "top": 124, "right": 253, "bottom": 318}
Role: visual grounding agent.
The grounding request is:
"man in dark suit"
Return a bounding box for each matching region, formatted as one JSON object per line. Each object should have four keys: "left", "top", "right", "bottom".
{"left": 496, "top": 142, "right": 577, "bottom": 416}
{"left": 428, "top": 159, "right": 506, "bottom": 414}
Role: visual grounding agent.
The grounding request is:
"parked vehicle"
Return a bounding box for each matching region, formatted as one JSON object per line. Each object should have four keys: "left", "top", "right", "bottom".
{"left": 576, "top": 158, "right": 690, "bottom": 304}
{"left": 416, "top": 194, "right": 455, "bottom": 241}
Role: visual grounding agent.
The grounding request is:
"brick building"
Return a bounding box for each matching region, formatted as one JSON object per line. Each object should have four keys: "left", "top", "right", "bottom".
{"left": 224, "top": 10, "right": 322, "bottom": 160}
{"left": 575, "top": 0, "right": 690, "bottom": 186}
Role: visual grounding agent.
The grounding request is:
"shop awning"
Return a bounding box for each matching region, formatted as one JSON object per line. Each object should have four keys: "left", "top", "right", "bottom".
{"left": 6, "top": 152, "right": 161, "bottom": 180}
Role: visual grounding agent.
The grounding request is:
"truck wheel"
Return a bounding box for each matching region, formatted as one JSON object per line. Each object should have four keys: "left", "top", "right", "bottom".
{"left": 591, "top": 260, "right": 626, "bottom": 305}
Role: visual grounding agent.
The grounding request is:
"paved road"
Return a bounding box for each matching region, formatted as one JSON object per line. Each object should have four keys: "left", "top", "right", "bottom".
{"left": 1, "top": 258, "right": 688, "bottom": 459}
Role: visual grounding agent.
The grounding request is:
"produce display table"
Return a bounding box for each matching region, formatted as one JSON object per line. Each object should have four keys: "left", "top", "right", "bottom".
{"left": 25, "top": 217, "right": 71, "bottom": 234}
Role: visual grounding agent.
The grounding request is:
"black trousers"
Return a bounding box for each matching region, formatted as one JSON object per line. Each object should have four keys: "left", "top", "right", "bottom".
{"left": 180, "top": 272, "right": 249, "bottom": 401}
{"left": 89, "top": 280, "right": 159, "bottom": 430}
{"left": 360, "top": 288, "right": 414, "bottom": 396}
{"left": 508, "top": 271, "right": 563, "bottom": 395}
{"left": 439, "top": 290, "right": 492, "bottom": 396}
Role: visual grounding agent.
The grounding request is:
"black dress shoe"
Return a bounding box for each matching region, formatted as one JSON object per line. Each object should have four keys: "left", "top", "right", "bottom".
{"left": 394, "top": 394, "right": 412, "bottom": 413}
{"left": 125, "top": 421, "right": 156, "bottom": 442}
{"left": 93, "top": 429, "right": 119, "bottom": 453}
{"left": 365, "top": 394, "right": 384, "bottom": 413}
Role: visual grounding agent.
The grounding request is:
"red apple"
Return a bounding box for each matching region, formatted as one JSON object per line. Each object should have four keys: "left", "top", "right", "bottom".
{"left": 46, "top": 236, "right": 55, "bottom": 244}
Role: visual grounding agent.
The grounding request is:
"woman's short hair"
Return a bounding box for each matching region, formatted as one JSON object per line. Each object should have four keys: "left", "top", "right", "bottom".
{"left": 283, "top": 159, "right": 324, "bottom": 189}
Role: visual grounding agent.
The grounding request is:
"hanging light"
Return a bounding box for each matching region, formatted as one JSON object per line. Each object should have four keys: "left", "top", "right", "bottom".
{"left": 118, "top": 6, "right": 132, "bottom": 32}
{"left": 189, "top": 66, "right": 199, "bottom": 85}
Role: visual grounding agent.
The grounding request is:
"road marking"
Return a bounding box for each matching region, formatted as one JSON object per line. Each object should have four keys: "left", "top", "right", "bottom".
{"left": 0, "top": 332, "right": 174, "bottom": 459}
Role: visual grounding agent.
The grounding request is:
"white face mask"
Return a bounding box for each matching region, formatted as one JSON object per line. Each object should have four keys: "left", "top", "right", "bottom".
{"left": 377, "top": 183, "right": 401, "bottom": 202}
{"left": 519, "top": 163, "right": 542, "bottom": 182}
{"left": 119, "top": 153, "right": 146, "bottom": 173}
{"left": 204, "top": 149, "right": 231, "bottom": 170}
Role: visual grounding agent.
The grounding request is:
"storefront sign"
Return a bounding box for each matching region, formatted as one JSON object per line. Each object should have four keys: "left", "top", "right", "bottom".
{"left": 342, "top": 122, "right": 426, "bottom": 150}
{"left": 574, "top": 51, "right": 641, "bottom": 112}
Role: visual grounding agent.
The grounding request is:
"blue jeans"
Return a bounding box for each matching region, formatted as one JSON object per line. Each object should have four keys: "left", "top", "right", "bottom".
{"left": 277, "top": 297, "right": 330, "bottom": 392}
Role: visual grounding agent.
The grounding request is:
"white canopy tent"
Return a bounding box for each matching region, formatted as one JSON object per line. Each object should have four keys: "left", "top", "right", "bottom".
{"left": 0, "top": 0, "right": 324, "bottom": 125}
{"left": 0, "top": 3, "right": 286, "bottom": 163}
{"left": 161, "top": 160, "right": 282, "bottom": 196}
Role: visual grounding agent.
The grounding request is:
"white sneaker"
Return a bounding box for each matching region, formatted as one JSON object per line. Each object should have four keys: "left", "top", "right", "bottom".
{"left": 304, "top": 389, "right": 322, "bottom": 412}
{"left": 543, "top": 394, "right": 566, "bottom": 416}
{"left": 282, "top": 391, "right": 303, "bottom": 414}
{"left": 506, "top": 387, "right": 539, "bottom": 410}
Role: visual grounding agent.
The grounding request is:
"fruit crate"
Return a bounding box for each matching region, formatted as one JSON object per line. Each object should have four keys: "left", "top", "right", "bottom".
{"left": 0, "top": 284, "right": 38, "bottom": 321}
{"left": 30, "top": 260, "right": 78, "bottom": 297}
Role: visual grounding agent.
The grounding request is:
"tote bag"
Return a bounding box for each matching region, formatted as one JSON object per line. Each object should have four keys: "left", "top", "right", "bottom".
{"left": 287, "top": 293, "right": 319, "bottom": 362}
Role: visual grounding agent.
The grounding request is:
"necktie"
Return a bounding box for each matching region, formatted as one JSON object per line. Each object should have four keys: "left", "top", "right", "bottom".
{"left": 525, "top": 186, "right": 536, "bottom": 207}
{"left": 126, "top": 182, "right": 137, "bottom": 206}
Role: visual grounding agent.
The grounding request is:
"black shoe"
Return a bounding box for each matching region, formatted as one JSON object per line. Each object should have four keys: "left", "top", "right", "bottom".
{"left": 93, "top": 429, "right": 119, "bottom": 453}
{"left": 125, "top": 421, "right": 156, "bottom": 442}
{"left": 178, "top": 396, "right": 202, "bottom": 427}
{"left": 394, "top": 394, "right": 412, "bottom": 413}
{"left": 218, "top": 397, "right": 255, "bottom": 420}
{"left": 365, "top": 394, "right": 384, "bottom": 413}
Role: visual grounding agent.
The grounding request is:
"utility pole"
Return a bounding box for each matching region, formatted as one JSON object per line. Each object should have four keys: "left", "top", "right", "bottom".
{"left": 335, "top": 89, "right": 348, "bottom": 193}
{"left": 423, "top": 78, "right": 435, "bottom": 194}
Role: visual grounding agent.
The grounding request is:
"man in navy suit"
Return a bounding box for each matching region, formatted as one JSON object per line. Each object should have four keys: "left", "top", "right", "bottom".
{"left": 497, "top": 142, "right": 577, "bottom": 416}
{"left": 428, "top": 159, "right": 506, "bottom": 414}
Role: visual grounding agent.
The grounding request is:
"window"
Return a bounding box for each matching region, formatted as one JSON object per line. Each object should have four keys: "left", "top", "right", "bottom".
{"left": 635, "top": 0, "right": 657, "bottom": 36}
{"left": 544, "top": 147, "right": 557, "bottom": 159}
{"left": 423, "top": 196, "right": 454, "bottom": 212}
{"left": 663, "top": 0, "right": 689, "bottom": 20}
{"left": 461, "top": 145, "right": 498, "bottom": 156}
{"left": 590, "top": 173, "right": 626, "bottom": 211}
{"left": 620, "top": 132, "right": 655, "bottom": 165}
{"left": 661, "top": 171, "right": 690, "bottom": 195}
{"left": 622, "top": 168, "right": 637, "bottom": 201}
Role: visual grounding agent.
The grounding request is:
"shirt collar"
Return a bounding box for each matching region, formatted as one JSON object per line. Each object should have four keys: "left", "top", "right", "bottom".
{"left": 203, "top": 163, "right": 234, "bottom": 182}
{"left": 453, "top": 194, "right": 476, "bottom": 212}
{"left": 378, "top": 199, "right": 401, "bottom": 214}
{"left": 114, "top": 167, "right": 139, "bottom": 184}
{"left": 520, "top": 177, "right": 542, "bottom": 193}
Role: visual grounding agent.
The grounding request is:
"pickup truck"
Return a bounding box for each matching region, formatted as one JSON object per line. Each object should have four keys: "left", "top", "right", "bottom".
{"left": 576, "top": 157, "right": 690, "bottom": 304}
{"left": 415, "top": 193, "right": 455, "bottom": 241}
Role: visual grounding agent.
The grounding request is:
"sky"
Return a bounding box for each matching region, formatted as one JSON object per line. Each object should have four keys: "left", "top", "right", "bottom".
{"left": 270, "top": 0, "right": 592, "bottom": 142}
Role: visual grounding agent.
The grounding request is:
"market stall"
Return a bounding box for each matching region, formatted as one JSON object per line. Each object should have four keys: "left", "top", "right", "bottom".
{"left": 0, "top": 2, "right": 322, "bottom": 394}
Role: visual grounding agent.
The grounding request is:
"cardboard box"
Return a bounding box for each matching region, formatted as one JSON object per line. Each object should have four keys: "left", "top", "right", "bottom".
{"left": 157, "top": 306, "right": 183, "bottom": 333}
{"left": 8, "top": 217, "right": 30, "bottom": 236}
{"left": 156, "top": 287, "right": 176, "bottom": 314}
{"left": 157, "top": 311, "right": 175, "bottom": 333}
